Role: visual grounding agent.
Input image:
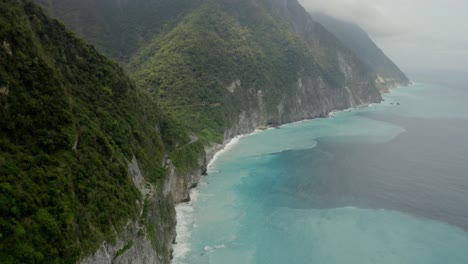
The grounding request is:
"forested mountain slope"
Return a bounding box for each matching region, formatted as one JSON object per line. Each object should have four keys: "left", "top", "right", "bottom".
{"left": 38, "top": 0, "right": 384, "bottom": 143}
{"left": 0, "top": 1, "right": 202, "bottom": 263}
{"left": 36, "top": 0, "right": 202, "bottom": 63}
{"left": 1, "top": 0, "right": 411, "bottom": 263}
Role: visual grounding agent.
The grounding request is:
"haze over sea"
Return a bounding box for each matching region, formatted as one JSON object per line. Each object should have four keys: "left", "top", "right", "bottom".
{"left": 174, "top": 72, "right": 468, "bottom": 264}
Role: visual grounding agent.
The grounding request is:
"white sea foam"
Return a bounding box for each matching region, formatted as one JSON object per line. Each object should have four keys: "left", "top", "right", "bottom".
{"left": 328, "top": 103, "right": 380, "bottom": 118}
{"left": 173, "top": 102, "right": 385, "bottom": 262}
{"left": 173, "top": 128, "right": 270, "bottom": 262}
{"left": 215, "top": 244, "right": 226, "bottom": 249}
{"left": 207, "top": 129, "right": 264, "bottom": 170}
{"left": 172, "top": 188, "right": 199, "bottom": 264}
{"left": 173, "top": 131, "right": 257, "bottom": 263}
{"left": 203, "top": 245, "right": 212, "bottom": 251}
{"left": 207, "top": 136, "right": 242, "bottom": 169}
{"left": 328, "top": 106, "right": 356, "bottom": 117}
{"left": 204, "top": 244, "right": 226, "bottom": 252}
{"left": 173, "top": 103, "right": 378, "bottom": 262}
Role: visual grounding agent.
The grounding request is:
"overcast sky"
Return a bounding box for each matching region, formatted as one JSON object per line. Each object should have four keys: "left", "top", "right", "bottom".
{"left": 299, "top": 0, "right": 468, "bottom": 75}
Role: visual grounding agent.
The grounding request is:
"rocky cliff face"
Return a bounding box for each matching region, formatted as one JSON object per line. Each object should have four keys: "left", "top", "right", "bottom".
{"left": 216, "top": 0, "right": 383, "bottom": 140}
{"left": 20, "top": 0, "right": 411, "bottom": 263}
{"left": 125, "top": 0, "right": 382, "bottom": 144}
{"left": 78, "top": 142, "right": 208, "bottom": 264}
{"left": 0, "top": 1, "right": 203, "bottom": 263}
{"left": 78, "top": 157, "right": 171, "bottom": 264}
{"left": 224, "top": 74, "right": 379, "bottom": 140}
{"left": 36, "top": 0, "right": 388, "bottom": 142}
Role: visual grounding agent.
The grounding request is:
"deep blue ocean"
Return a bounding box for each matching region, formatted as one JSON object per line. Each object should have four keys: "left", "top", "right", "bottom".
{"left": 173, "top": 74, "right": 468, "bottom": 264}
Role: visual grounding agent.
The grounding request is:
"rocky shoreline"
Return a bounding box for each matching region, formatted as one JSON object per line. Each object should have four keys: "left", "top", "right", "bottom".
{"left": 170, "top": 81, "right": 408, "bottom": 263}
{"left": 79, "top": 79, "right": 407, "bottom": 264}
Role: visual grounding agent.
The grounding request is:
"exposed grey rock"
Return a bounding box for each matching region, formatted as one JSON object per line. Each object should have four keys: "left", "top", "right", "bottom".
{"left": 80, "top": 156, "right": 179, "bottom": 264}
{"left": 2, "top": 40, "right": 12, "bottom": 56}
{"left": 167, "top": 151, "right": 206, "bottom": 204}
{"left": 129, "top": 156, "right": 145, "bottom": 192}
{"left": 225, "top": 79, "right": 241, "bottom": 93}
{"left": 74, "top": 1, "right": 408, "bottom": 263}
{"left": 0, "top": 85, "right": 9, "bottom": 96}
{"left": 80, "top": 221, "right": 159, "bottom": 264}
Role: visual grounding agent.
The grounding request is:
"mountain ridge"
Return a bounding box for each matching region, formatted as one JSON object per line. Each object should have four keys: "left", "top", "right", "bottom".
{"left": 126, "top": 0, "right": 384, "bottom": 142}
{"left": 0, "top": 1, "right": 204, "bottom": 263}
{"left": 1, "top": 0, "right": 411, "bottom": 263}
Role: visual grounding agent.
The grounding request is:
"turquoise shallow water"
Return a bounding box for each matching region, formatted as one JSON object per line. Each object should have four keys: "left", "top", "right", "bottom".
{"left": 173, "top": 81, "right": 468, "bottom": 264}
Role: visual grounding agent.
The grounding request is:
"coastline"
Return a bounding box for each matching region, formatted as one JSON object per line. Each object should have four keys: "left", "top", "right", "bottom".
{"left": 172, "top": 129, "right": 268, "bottom": 263}
{"left": 170, "top": 80, "right": 468, "bottom": 264}
{"left": 171, "top": 83, "right": 409, "bottom": 263}
{"left": 172, "top": 117, "right": 356, "bottom": 263}
{"left": 206, "top": 129, "right": 268, "bottom": 169}
{"left": 200, "top": 81, "right": 412, "bottom": 172}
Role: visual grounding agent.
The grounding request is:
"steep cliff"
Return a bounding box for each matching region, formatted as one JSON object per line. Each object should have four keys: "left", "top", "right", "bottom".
{"left": 36, "top": 0, "right": 384, "bottom": 144}
{"left": 129, "top": 0, "right": 382, "bottom": 142}
{"left": 6, "top": 0, "right": 411, "bottom": 263}
{"left": 311, "top": 12, "right": 410, "bottom": 91}
{"left": 0, "top": 1, "right": 203, "bottom": 263}
{"left": 35, "top": 0, "right": 202, "bottom": 63}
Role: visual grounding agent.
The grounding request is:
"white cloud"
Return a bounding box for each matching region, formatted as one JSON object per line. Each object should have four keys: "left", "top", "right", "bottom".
{"left": 299, "top": 0, "right": 468, "bottom": 74}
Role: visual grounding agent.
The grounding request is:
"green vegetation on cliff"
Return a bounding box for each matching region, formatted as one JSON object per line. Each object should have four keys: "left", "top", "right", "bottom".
{"left": 0, "top": 0, "right": 409, "bottom": 262}
{"left": 38, "top": 0, "right": 384, "bottom": 144}
{"left": 130, "top": 0, "right": 318, "bottom": 142}
{"left": 129, "top": 0, "right": 381, "bottom": 142}
{"left": 0, "top": 1, "right": 194, "bottom": 262}
{"left": 36, "top": 0, "right": 202, "bottom": 63}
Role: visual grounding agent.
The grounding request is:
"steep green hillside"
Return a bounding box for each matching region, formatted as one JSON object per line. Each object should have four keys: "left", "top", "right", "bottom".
{"left": 16, "top": 0, "right": 407, "bottom": 261}
{"left": 36, "top": 0, "right": 202, "bottom": 63}
{"left": 129, "top": 0, "right": 317, "bottom": 142}
{"left": 129, "top": 0, "right": 381, "bottom": 142}
{"left": 312, "top": 13, "right": 410, "bottom": 87}
{"left": 37, "top": 0, "right": 384, "bottom": 144}
{"left": 0, "top": 1, "right": 195, "bottom": 263}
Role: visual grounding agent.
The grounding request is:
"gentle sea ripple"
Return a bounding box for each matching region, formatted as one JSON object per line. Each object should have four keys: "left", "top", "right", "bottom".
{"left": 174, "top": 82, "right": 468, "bottom": 264}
